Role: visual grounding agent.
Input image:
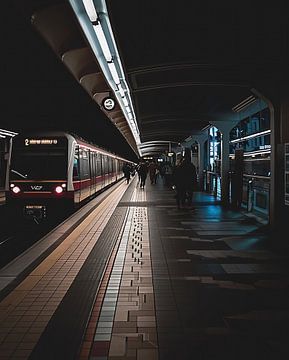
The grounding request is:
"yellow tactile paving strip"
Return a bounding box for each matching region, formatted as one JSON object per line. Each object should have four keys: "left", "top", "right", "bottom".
{"left": 0, "top": 182, "right": 129, "bottom": 360}
{"left": 82, "top": 187, "right": 158, "bottom": 360}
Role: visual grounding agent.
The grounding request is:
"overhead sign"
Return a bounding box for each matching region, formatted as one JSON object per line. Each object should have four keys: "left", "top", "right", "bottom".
{"left": 25, "top": 139, "right": 58, "bottom": 146}
{"left": 102, "top": 97, "right": 116, "bottom": 111}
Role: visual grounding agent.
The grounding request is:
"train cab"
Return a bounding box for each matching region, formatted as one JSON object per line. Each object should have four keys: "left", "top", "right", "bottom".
{"left": 7, "top": 132, "right": 131, "bottom": 220}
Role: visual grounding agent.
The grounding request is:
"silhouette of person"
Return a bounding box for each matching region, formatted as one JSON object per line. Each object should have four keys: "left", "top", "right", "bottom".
{"left": 172, "top": 156, "right": 197, "bottom": 209}
{"left": 122, "top": 163, "right": 131, "bottom": 184}
{"left": 138, "top": 161, "right": 148, "bottom": 189}
{"left": 148, "top": 160, "right": 158, "bottom": 184}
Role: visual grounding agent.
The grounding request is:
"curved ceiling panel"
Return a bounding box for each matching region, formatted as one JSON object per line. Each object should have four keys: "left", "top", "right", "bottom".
{"left": 10, "top": 0, "right": 289, "bottom": 157}
{"left": 32, "top": 2, "right": 139, "bottom": 156}
{"left": 62, "top": 48, "right": 100, "bottom": 80}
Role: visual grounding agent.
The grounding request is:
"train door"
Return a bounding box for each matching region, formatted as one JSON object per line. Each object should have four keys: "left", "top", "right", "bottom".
{"left": 100, "top": 153, "right": 105, "bottom": 189}
{"left": 93, "top": 151, "right": 97, "bottom": 194}
{"left": 103, "top": 155, "right": 108, "bottom": 187}
{"left": 113, "top": 158, "right": 117, "bottom": 181}
{"left": 118, "top": 160, "right": 122, "bottom": 180}
{"left": 90, "top": 150, "right": 96, "bottom": 195}
{"left": 79, "top": 147, "right": 90, "bottom": 201}
{"left": 73, "top": 145, "right": 81, "bottom": 204}
{"left": 95, "top": 152, "right": 102, "bottom": 191}
{"left": 108, "top": 157, "right": 112, "bottom": 185}
{"left": 115, "top": 159, "right": 118, "bottom": 180}
{"left": 105, "top": 155, "right": 109, "bottom": 186}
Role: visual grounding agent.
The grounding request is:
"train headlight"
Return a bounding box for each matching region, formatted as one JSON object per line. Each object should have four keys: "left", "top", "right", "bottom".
{"left": 12, "top": 186, "right": 21, "bottom": 194}
{"left": 55, "top": 186, "right": 64, "bottom": 194}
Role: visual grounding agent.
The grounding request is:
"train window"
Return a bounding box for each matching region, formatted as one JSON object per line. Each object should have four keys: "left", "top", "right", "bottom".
{"left": 109, "top": 157, "right": 112, "bottom": 173}
{"left": 102, "top": 155, "right": 108, "bottom": 175}
{"left": 73, "top": 146, "right": 80, "bottom": 180}
{"left": 112, "top": 158, "right": 116, "bottom": 174}
{"left": 93, "top": 152, "right": 97, "bottom": 178}
{"left": 79, "top": 148, "right": 90, "bottom": 180}
{"left": 107, "top": 157, "right": 110, "bottom": 174}
{"left": 90, "top": 151, "right": 95, "bottom": 179}
{"left": 96, "top": 153, "right": 102, "bottom": 176}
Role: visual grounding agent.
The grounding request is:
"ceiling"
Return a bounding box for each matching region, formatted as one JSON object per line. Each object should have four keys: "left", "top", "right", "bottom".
{"left": 3, "top": 1, "right": 289, "bottom": 159}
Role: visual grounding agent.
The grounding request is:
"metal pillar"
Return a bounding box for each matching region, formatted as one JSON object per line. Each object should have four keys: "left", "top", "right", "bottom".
{"left": 211, "top": 121, "right": 239, "bottom": 206}
{"left": 194, "top": 135, "right": 207, "bottom": 190}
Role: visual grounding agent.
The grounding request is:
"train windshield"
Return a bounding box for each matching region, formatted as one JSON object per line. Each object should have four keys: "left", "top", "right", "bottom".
{"left": 11, "top": 151, "right": 67, "bottom": 180}
{"left": 10, "top": 140, "right": 68, "bottom": 180}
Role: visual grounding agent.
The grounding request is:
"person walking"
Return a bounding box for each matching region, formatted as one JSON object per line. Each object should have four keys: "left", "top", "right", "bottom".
{"left": 163, "top": 162, "right": 173, "bottom": 186}
{"left": 138, "top": 160, "right": 148, "bottom": 189}
{"left": 172, "top": 159, "right": 184, "bottom": 209}
{"left": 148, "top": 160, "right": 158, "bottom": 184}
{"left": 136, "top": 161, "right": 141, "bottom": 184}
{"left": 172, "top": 156, "right": 197, "bottom": 209}
{"left": 122, "top": 162, "right": 131, "bottom": 184}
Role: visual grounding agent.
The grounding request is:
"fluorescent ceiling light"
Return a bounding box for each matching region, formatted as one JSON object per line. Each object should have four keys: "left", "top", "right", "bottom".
{"left": 117, "top": 85, "right": 125, "bottom": 97}
{"left": 229, "top": 149, "right": 271, "bottom": 158}
{"left": 82, "top": 0, "right": 97, "bottom": 22}
{"left": 128, "top": 113, "right": 133, "bottom": 120}
{"left": 232, "top": 95, "right": 256, "bottom": 112}
{"left": 93, "top": 23, "right": 112, "bottom": 62}
{"left": 125, "top": 105, "right": 131, "bottom": 113}
{"left": 107, "top": 61, "right": 120, "bottom": 85}
{"left": 122, "top": 97, "right": 129, "bottom": 107}
{"left": 70, "top": 1, "right": 141, "bottom": 150}
{"left": 243, "top": 150, "right": 271, "bottom": 157}
{"left": 230, "top": 129, "right": 271, "bottom": 143}
{"left": 0, "top": 129, "right": 18, "bottom": 137}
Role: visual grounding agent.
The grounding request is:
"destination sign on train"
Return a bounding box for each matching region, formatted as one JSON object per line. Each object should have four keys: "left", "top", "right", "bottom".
{"left": 25, "top": 138, "right": 58, "bottom": 146}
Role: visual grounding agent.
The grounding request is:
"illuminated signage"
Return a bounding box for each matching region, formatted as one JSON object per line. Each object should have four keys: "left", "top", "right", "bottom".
{"left": 25, "top": 139, "right": 58, "bottom": 146}
{"left": 259, "top": 145, "right": 271, "bottom": 150}
{"left": 102, "top": 97, "right": 116, "bottom": 111}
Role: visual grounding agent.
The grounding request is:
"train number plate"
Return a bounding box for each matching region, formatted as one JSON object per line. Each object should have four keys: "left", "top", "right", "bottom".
{"left": 24, "top": 205, "right": 46, "bottom": 219}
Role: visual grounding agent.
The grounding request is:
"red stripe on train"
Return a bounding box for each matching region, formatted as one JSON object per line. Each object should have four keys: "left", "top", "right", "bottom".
{"left": 73, "top": 173, "right": 119, "bottom": 190}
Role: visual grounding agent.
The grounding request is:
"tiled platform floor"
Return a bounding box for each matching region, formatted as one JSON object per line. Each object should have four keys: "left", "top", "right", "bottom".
{"left": 1, "top": 177, "right": 289, "bottom": 360}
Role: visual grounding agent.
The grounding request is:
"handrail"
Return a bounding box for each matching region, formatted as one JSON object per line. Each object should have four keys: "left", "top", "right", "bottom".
{"left": 243, "top": 174, "right": 270, "bottom": 180}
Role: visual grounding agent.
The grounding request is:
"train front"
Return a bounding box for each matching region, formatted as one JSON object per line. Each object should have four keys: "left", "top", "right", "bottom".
{"left": 8, "top": 134, "right": 71, "bottom": 220}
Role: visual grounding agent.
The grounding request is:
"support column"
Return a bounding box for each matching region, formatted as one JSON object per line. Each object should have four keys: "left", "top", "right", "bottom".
{"left": 211, "top": 121, "right": 239, "bottom": 206}
{"left": 194, "top": 134, "right": 207, "bottom": 191}
{"left": 220, "top": 130, "right": 230, "bottom": 205}
{"left": 252, "top": 88, "right": 286, "bottom": 232}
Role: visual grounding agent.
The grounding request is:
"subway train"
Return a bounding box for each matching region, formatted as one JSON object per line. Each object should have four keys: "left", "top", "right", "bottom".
{"left": 7, "top": 131, "right": 134, "bottom": 220}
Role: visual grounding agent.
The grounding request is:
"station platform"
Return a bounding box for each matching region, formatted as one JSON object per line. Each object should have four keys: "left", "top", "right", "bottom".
{"left": 1, "top": 176, "right": 289, "bottom": 360}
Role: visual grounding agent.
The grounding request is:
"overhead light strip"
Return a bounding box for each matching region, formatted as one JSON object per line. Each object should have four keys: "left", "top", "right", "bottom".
{"left": 232, "top": 95, "right": 257, "bottom": 112}
{"left": 107, "top": 61, "right": 120, "bottom": 85}
{"left": 229, "top": 149, "right": 271, "bottom": 158}
{"left": 0, "top": 129, "right": 18, "bottom": 137}
{"left": 72, "top": 0, "right": 140, "bottom": 147}
{"left": 82, "top": 0, "right": 97, "bottom": 21}
{"left": 92, "top": 22, "right": 112, "bottom": 62}
{"left": 230, "top": 129, "right": 271, "bottom": 143}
